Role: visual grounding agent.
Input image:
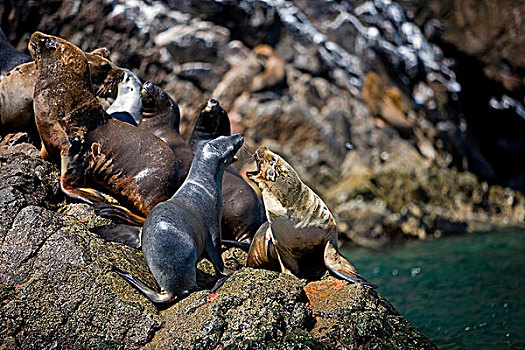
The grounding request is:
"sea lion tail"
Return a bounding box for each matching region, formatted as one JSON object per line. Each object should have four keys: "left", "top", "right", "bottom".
{"left": 324, "top": 240, "right": 378, "bottom": 289}
{"left": 90, "top": 224, "right": 142, "bottom": 248}
{"left": 112, "top": 266, "right": 175, "bottom": 305}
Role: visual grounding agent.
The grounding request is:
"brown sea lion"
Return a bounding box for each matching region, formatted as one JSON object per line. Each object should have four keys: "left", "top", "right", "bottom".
{"left": 189, "top": 99, "right": 266, "bottom": 247}
{"left": 138, "top": 81, "right": 193, "bottom": 180}
{"left": 246, "top": 147, "right": 377, "bottom": 288}
{"left": 249, "top": 44, "right": 286, "bottom": 92}
{"left": 0, "top": 46, "right": 124, "bottom": 139}
{"left": 29, "top": 32, "right": 179, "bottom": 222}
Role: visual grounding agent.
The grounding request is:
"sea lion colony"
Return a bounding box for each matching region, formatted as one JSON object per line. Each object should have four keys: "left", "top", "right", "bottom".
{"left": 0, "top": 31, "right": 376, "bottom": 305}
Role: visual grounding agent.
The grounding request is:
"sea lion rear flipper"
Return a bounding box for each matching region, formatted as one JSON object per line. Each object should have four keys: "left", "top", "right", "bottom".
{"left": 222, "top": 239, "right": 251, "bottom": 252}
{"left": 60, "top": 151, "right": 112, "bottom": 205}
{"left": 112, "top": 266, "right": 175, "bottom": 305}
{"left": 323, "top": 240, "right": 378, "bottom": 289}
{"left": 93, "top": 202, "right": 146, "bottom": 225}
{"left": 90, "top": 224, "right": 142, "bottom": 248}
{"left": 210, "top": 274, "right": 231, "bottom": 293}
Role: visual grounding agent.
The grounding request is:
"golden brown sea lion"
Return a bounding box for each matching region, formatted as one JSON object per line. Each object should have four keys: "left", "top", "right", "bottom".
{"left": 250, "top": 44, "right": 286, "bottom": 92}
{"left": 29, "top": 32, "right": 179, "bottom": 222}
{"left": 0, "top": 46, "right": 124, "bottom": 138}
{"left": 246, "top": 147, "right": 377, "bottom": 288}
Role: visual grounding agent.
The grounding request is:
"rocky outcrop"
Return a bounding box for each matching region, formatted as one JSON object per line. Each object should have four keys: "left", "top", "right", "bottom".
{"left": 0, "top": 140, "right": 435, "bottom": 348}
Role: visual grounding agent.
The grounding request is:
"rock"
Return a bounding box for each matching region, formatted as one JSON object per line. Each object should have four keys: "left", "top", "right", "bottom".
{"left": 0, "top": 136, "right": 60, "bottom": 241}
{"left": 150, "top": 268, "right": 320, "bottom": 349}
{"left": 0, "top": 206, "right": 160, "bottom": 349}
{"left": 305, "top": 277, "right": 437, "bottom": 349}
{"left": 0, "top": 203, "right": 435, "bottom": 348}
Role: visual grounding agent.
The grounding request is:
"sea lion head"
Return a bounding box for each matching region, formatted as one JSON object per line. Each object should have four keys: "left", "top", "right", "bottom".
{"left": 193, "top": 99, "right": 231, "bottom": 136}
{"left": 29, "top": 32, "right": 91, "bottom": 91}
{"left": 86, "top": 49, "right": 125, "bottom": 99}
{"left": 246, "top": 147, "right": 300, "bottom": 198}
{"left": 141, "top": 82, "right": 176, "bottom": 114}
{"left": 202, "top": 133, "right": 244, "bottom": 169}
{"left": 29, "top": 32, "right": 83, "bottom": 71}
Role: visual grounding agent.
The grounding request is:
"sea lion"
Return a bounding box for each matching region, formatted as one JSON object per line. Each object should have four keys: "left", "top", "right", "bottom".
{"left": 113, "top": 133, "right": 244, "bottom": 305}
{"left": 29, "top": 32, "right": 179, "bottom": 222}
{"left": 106, "top": 69, "right": 143, "bottom": 126}
{"left": 0, "top": 28, "right": 32, "bottom": 78}
{"left": 0, "top": 46, "right": 124, "bottom": 138}
{"left": 189, "top": 99, "right": 266, "bottom": 246}
{"left": 246, "top": 147, "right": 377, "bottom": 288}
{"left": 250, "top": 44, "right": 286, "bottom": 92}
{"left": 138, "top": 81, "right": 193, "bottom": 179}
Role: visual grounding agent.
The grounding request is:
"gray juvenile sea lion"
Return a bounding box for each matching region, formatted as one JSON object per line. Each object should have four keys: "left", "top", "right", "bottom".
{"left": 189, "top": 99, "right": 266, "bottom": 246}
{"left": 246, "top": 147, "right": 377, "bottom": 288}
{"left": 29, "top": 32, "right": 179, "bottom": 223}
{"left": 106, "top": 69, "right": 143, "bottom": 126}
{"left": 113, "top": 133, "right": 244, "bottom": 304}
{"left": 0, "top": 27, "right": 32, "bottom": 78}
{"left": 0, "top": 46, "right": 124, "bottom": 138}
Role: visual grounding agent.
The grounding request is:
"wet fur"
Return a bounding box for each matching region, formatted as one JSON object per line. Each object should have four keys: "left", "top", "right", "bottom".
{"left": 188, "top": 100, "right": 266, "bottom": 245}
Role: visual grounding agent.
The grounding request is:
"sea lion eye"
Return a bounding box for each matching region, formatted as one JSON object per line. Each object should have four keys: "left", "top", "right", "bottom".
{"left": 267, "top": 167, "right": 276, "bottom": 181}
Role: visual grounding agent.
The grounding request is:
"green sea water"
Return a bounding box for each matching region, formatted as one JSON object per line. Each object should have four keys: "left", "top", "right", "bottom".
{"left": 343, "top": 231, "right": 525, "bottom": 349}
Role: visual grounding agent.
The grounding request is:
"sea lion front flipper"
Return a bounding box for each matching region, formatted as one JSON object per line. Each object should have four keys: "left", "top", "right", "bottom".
{"left": 323, "top": 240, "right": 378, "bottom": 289}
{"left": 40, "top": 142, "right": 50, "bottom": 160}
{"left": 112, "top": 266, "right": 175, "bottom": 305}
{"left": 210, "top": 274, "right": 231, "bottom": 293}
{"left": 274, "top": 246, "right": 298, "bottom": 275}
{"left": 90, "top": 224, "right": 142, "bottom": 248}
{"left": 92, "top": 202, "right": 146, "bottom": 225}
{"left": 205, "top": 233, "right": 227, "bottom": 276}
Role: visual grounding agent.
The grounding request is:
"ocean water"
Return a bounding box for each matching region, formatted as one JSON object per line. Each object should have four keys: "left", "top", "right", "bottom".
{"left": 343, "top": 231, "right": 525, "bottom": 349}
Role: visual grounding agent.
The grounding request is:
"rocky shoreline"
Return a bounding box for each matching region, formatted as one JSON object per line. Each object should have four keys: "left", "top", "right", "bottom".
{"left": 0, "top": 139, "right": 435, "bottom": 349}
{"left": 3, "top": 0, "right": 524, "bottom": 248}
{"left": 1, "top": 0, "right": 524, "bottom": 347}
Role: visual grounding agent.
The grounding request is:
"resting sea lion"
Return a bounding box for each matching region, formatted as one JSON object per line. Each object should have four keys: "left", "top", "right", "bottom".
{"left": 0, "top": 46, "right": 124, "bottom": 138}
{"left": 113, "top": 134, "right": 244, "bottom": 305}
{"left": 246, "top": 147, "right": 377, "bottom": 288}
{"left": 138, "top": 81, "right": 193, "bottom": 179}
{"left": 189, "top": 99, "right": 266, "bottom": 246}
{"left": 29, "top": 32, "right": 179, "bottom": 222}
{"left": 0, "top": 28, "right": 32, "bottom": 78}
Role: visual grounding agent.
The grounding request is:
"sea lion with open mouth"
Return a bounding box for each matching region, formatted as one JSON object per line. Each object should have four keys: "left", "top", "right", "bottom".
{"left": 246, "top": 147, "right": 377, "bottom": 288}
{"left": 113, "top": 134, "right": 244, "bottom": 305}
{"left": 29, "top": 31, "right": 180, "bottom": 223}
